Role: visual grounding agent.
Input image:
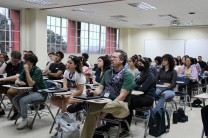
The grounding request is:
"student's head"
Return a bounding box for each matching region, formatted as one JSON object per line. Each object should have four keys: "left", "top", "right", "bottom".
{"left": 55, "top": 51, "right": 64, "bottom": 62}
{"left": 174, "top": 58, "right": 179, "bottom": 66}
{"left": 132, "top": 55, "right": 138, "bottom": 64}
{"left": 162, "top": 54, "right": 175, "bottom": 71}
{"left": 97, "top": 56, "right": 110, "bottom": 71}
{"left": 78, "top": 56, "right": 88, "bottom": 67}
{"left": 198, "top": 56, "right": 202, "bottom": 61}
{"left": 0, "top": 54, "right": 5, "bottom": 63}
{"left": 136, "top": 58, "right": 150, "bottom": 72}
{"left": 182, "top": 55, "right": 189, "bottom": 65}
{"left": 82, "top": 53, "right": 89, "bottom": 60}
{"left": 28, "top": 50, "right": 33, "bottom": 54}
{"left": 67, "top": 55, "right": 82, "bottom": 73}
{"left": 111, "top": 50, "right": 127, "bottom": 67}
{"left": 128, "top": 56, "right": 136, "bottom": 67}
{"left": 24, "top": 54, "right": 38, "bottom": 66}
{"left": 11, "top": 51, "right": 22, "bottom": 65}
{"left": 185, "top": 57, "right": 194, "bottom": 67}
{"left": 154, "top": 56, "right": 162, "bottom": 65}
{"left": 138, "top": 55, "right": 142, "bottom": 60}
{"left": 48, "top": 52, "right": 55, "bottom": 61}
{"left": 83, "top": 66, "right": 92, "bottom": 83}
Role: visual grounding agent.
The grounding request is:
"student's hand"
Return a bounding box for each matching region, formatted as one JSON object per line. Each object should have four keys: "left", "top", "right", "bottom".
{"left": 18, "top": 81, "right": 26, "bottom": 86}
{"left": 204, "top": 71, "right": 208, "bottom": 74}
{"left": 99, "top": 112, "right": 108, "bottom": 120}
{"left": 46, "top": 70, "right": 51, "bottom": 75}
{"left": 24, "top": 64, "right": 29, "bottom": 71}
{"left": 187, "top": 74, "right": 191, "bottom": 78}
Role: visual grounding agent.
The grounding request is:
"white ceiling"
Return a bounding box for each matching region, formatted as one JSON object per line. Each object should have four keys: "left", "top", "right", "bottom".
{"left": 1, "top": 0, "right": 208, "bottom": 28}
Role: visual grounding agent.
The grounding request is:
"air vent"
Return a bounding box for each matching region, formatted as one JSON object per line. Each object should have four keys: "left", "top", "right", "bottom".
{"left": 159, "top": 14, "right": 178, "bottom": 20}
{"left": 110, "top": 15, "right": 126, "bottom": 18}
{"left": 23, "top": 0, "right": 57, "bottom": 6}
{"left": 72, "top": 8, "right": 94, "bottom": 14}
{"left": 136, "top": 24, "right": 155, "bottom": 27}
{"left": 110, "top": 18, "right": 128, "bottom": 22}
{"left": 170, "top": 20, "right": 192, "bottom": 26}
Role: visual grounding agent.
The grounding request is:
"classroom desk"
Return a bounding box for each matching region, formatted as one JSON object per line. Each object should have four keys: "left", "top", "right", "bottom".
{"left": 156, "top": 84, "right": 168, "bottom": 88}
{"left": 131, "top": 90, "right": 144, "bottom": 95}
{"left": 194, "top": 93, "right": 208, "bottom": 138}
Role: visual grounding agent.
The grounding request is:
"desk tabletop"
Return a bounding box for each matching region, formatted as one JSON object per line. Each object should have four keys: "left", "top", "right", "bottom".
{"left": 194, "top": 93, "right": 208, "bottom": 99}
{"left": 132, "top": 91, "right": 144, "bottom": 95}
{"left": 156, "top": 84, "right": 168, "bottom": 88}
{"left": 2, "top": 85, "right": 33, "bottom": 90}
{"left": 176, "top": 81, "right": 184, "bottom": 84}
{"left": 72, "top": 97, "right": 111, "bottom": 104}
{"left": 53, "top": 79, "right": 63, "bottom": 83}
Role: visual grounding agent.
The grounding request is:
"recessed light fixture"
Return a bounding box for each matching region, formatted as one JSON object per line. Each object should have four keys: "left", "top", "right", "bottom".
{"left": 189, "top": 12, "right": 195, "bottom": 15}
{"left": 72, "top": 8, "right": 94, "bottom": 14}
{"left": 159, "top": 14, "right": 178, "bottom": 20}
{"left": 110, "top": 18, "right": 128, "bottom": 22}
{"left": 136, "top": 24, "right": 154, "bottom": 27}
{"left": 23, "top": 0, "right": 57, "bottom": 6}
{"left": 128, "top": 2, "right": 156, "bottom": 11}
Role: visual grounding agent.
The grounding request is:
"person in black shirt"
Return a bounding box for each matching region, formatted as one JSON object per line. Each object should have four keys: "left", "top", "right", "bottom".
{"left": 198, "top": 56, "right": 207, "bottom": 71}
{"left": 127, "top": 58, "right": 156, "bottom": 125}
{"left": 45, "top": 51, "right": 66, "bottom": 88}
{"left": 0, "top": 51, "right": 23, "bottom": 117}
{"left": 154, "top": 54, "right": 177, "bottom": 112}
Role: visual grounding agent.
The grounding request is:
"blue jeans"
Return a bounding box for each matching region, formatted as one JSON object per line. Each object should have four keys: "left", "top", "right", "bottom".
{"left": 12, "top": 92, "right": 44, "bottom": 119}
{"left": 154, "top": 87, "right": 175, "bottom": 112}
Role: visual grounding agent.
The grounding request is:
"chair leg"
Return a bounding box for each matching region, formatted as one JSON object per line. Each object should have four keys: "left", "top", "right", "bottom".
{"left": 44, "top": 103, "right": 55, "bottom": 122}
{"left": 123, "top": 120, "right": 133, "bottom": 138}
{"left": 0, "top": 94, "right": 6, "bottom": 108}
{"left": 49, "top": 108, "right": 60, "bottom": 134}
{"left": 187, "top": 95, "right": 192, "bottom": 110}
{"left": 144, "top": 110, "right": 150, "bottom": 138}
{"left": 7, "top": 105, "right": 14, "bottom": 119}
{"left": 29, "top": 104, "right": 40, "bottom": 129}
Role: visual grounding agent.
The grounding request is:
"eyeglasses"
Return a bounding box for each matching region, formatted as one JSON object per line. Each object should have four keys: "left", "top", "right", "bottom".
{"left": 111, "top": 56, "right": 119, "bottom": 59}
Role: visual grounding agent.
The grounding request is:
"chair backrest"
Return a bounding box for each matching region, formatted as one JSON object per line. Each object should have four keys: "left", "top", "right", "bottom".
{"left": 176, "top": 77, "right": 190, "bottom": 85}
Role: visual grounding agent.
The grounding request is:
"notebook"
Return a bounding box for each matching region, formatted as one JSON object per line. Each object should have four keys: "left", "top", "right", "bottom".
{"left": 41, "top": 88, "right": 67, "bottom": 93}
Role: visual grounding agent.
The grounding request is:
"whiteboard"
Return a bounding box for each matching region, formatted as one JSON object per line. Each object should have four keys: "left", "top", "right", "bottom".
{"left": 185, "top": 39, "right": 208, "bottom": 62}
{"left": 144, "top": 40, "right": 185, "bottom": 60}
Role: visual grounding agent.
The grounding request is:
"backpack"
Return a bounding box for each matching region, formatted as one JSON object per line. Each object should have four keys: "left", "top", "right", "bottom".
{"left": 56, "top": 113, "right": 80, "bottom": 138}
{"left": 177, "top": 107, "right": 188, "bottom": 123}
{"left": 149, "top": 108, "right": 170, "bottom": 137}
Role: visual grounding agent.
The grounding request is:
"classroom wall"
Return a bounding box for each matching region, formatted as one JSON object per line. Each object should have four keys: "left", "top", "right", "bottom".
{"left": 120, "top": 27, "right": 208, "bottom": 59}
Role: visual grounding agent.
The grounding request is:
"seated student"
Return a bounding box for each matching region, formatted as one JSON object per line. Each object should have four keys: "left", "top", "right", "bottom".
{"left": 82, "top": 53, "right": 91, "bottom": 67}
{"left": 127, "top": 58, "right": 156, "bottom": 125}
{"left": 127, "top": 56, "right": 140, "bottom": 79}
{"left": 49, "top": 56, "right": 86, "bottom": 112}
{"left": 42, "top": 52, "right": 55, "bottom": 73}
{"left": 174, "top": 57, "right": 181, "bottom": 75}
{"left": 201, "top": 105, "right": 208, "bottom": 138}
{"left": 0, "top": 51, "right": 23, "bottom": 118}
{"left": 81, "top": 50, "right": 135, "bottom": 138}
{"left": 93, "top": 56, "right": 110, "bottom": 84}
{"left": 154, "top": 54, "right": 177, "bottom": 112}
{"left": 178, "top": 57, "right": 198, "bottom": 99}
{"left": 154, "top": 56, "right": 162, "bottom": 73}
{"left": 83, "top": 66, "right": 92, "bottom": 84}
{"left": 10, "top": 54, "right": 47, "bottom": 130}
{"left": 45, "top": 51, "right": 66, "bottom": 88}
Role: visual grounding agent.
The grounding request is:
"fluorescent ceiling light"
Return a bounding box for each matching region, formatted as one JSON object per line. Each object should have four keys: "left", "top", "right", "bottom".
{"left": 128, "top": 2, "right": 156, "bottom": 11}
{"left": 110, "top": 18, "right": 128, "bottom": 22}
{"left": 136, "top": 24, "right": 154, "bottom": 27}
{"left": 72, "top": 8, "right": 94, "bottom": 14}
{"left": 24, "top": 0, "right": 57, "bottom": 6}
{"left": 159, "top": 14, "right": 178, "bottom": 20}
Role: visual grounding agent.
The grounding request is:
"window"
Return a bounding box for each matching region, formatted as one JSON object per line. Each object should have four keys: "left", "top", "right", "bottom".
{"left": 0, "top": 7, "right": 20, "bottom": 52}
{"left": 47, "top": 16, "right": 68, "bottom": 53}
{"left": 47, "top": 16, "right": 119, "bottom": 54}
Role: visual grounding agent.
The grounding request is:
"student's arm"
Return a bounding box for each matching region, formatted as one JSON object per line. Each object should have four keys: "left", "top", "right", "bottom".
{"left": 114, "top": 89, "right": 129, "bottom": 101}
{"left": 70, "top": 84, "right": 85, "bottom": 97}
{"left": 63, "top": 77, "right": 68, "bottom": 91}
{"left": 0, "top": 74, "right": 20, "bottom": 82}
{"left": 24, "top": 64, "right": 36, "bottom": 87}
{"left": 0, "top": 60, "right": 10, "bottom": 74}
{"left": 47, "top": 70, "right": 63, "bottom": 78}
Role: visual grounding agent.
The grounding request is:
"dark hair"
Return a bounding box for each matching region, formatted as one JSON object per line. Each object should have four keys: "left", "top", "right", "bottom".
{"left": 193, "top": 58, "right": 197, "bottom": 64}
{"left": 11, "top": 51, "right": 21, "bottom": 59}
{"left": 186, "top": 57, "right": 195, "bottom": 65}
{"left": 130, "top": 56, "right": 136, "bottom": 63}
{"left": 174, "top": 58, "right": 179, "bottom": 65}
{"left": 23, "top": 50, "right": 28, "bottom": 53}
{"left": 28, "top": 50, "right": 33, "bottom": 54}
{"left": 138, "top": 55, "right": 142, "bottom": 58}
{"left": 137, "top": 58, "right": 150, "bottom": 72}
{"left": 48, "top": 52, "right": 55, "bottom": 56}
{"left": 82, "top": 53, "right": 89, "bottom": 60}
{"left": 95, "top": 56, "right": 111, "bottom": 77}
{"left": 78, "top": 56, "right": 89, "bottom": 67}
{"left": 56, "top": 51, "right": 64, "bottom": 59}
{"left": 115, "top": 50, "right": 127, "bottom": 66}
{"left": 24, "top": 54, "right": 38, "bottom": 66}
{"left": 162, "top": 54, "right": 175, "bottom": 71}
{"left": 69, "top": 55, "right": 82, "bottom": 73}
{"left": 154, "top": 56, "right": 162, "bottom": 65}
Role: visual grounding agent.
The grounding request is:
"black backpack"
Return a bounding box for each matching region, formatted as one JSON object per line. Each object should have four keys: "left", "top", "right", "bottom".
{"left": 149, "top": 108, "right": 170, "bottom": 137}
{"left": 177, "top": 107, "right": 188, "bottom": 123}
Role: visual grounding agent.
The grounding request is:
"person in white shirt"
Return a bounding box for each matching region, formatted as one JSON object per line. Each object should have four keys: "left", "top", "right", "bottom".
{"left": 49, "top": 56, "right": 86, "bottom": 112}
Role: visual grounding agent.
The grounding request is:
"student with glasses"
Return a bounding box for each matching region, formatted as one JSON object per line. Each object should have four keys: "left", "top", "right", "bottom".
{"left": 0, "top": 51, "right": 24, "bottom": 118}
{"left": 49, "top": 56, "right": 86, "bottom": 112}
{"left": 81, "top": 50, "right": 135, "bottom": 138}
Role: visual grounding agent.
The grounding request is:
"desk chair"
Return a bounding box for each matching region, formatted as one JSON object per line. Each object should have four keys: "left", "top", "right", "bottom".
{"left": 0, "top": 94, "right": 6, "bottom": 108}
{"left": 94, "top": 115, "right": 133, "bottom": 138}
{"left": 134, "top": 106, "right": 152, "bottom": 138}
{"left": 14, "top": 100, "right": 55, "bottom": 130}
{"left": 175, "top": 77, "right": 192, "bottom": 112}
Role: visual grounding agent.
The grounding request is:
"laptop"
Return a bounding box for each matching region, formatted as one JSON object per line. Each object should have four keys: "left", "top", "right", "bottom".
{"left": 73, "top": 95, "right": 103, "bottom": 100}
